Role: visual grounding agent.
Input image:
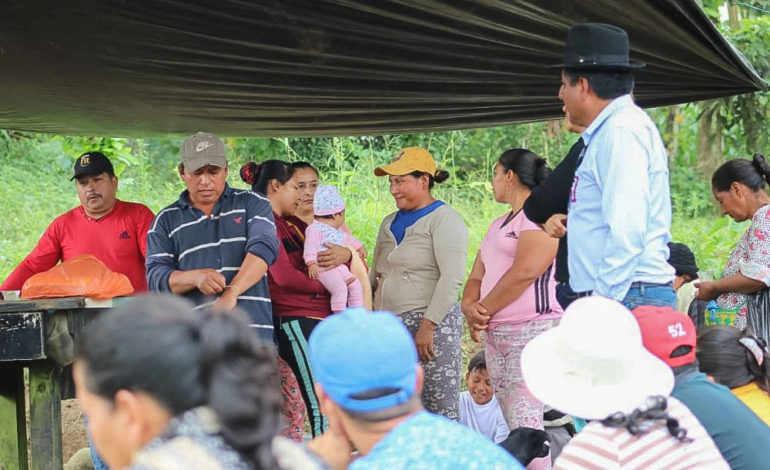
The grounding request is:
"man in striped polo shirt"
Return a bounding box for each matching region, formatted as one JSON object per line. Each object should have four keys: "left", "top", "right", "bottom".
{"left": 146, "top": 132, "right": 279, "bottom": 341}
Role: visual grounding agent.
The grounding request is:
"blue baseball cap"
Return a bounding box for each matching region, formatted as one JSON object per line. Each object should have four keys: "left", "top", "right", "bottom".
{"left": 308, "top": 308, "right": 418, "bottom": 413}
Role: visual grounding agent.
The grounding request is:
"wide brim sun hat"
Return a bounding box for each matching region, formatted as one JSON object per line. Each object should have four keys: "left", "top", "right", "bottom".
{"left": 521, "top": 296, "right": 673, "bottom": 420}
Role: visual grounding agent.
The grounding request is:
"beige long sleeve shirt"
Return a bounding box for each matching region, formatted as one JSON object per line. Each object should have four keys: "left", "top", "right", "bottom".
{"left": 370, "top": 204, "right": 468, "bottom": 324}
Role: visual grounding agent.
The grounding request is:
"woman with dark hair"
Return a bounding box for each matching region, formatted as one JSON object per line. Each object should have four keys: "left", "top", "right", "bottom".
{"left": 290, "top": 161, "right": 320, "bottom": 226}
{"left": 74, "top": 294, "right": 328, "bottom": 469}
{"left": 696, "top": 155, "right": 770, "bottom": 334}
{"left": 290, "top": 161, "right": 368, "bottom": 264}
{"left": 462, "top": 148, "right": 562, "bottom": 470}
{"left": 370, "top": 147, "right": 468, "bottom": 420}
{"left": 241, "top": 160, "right": 306, "bottom": 440}
{"left": 696, "top": 325, "right": 770, "bottom": 425}
{"left": 241, "top": 159, "right": 349, "bottom": 438}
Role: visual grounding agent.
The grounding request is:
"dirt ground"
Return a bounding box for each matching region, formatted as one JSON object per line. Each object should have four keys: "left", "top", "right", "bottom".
{"left": 62, "top": 399, "right": 88, "bottom": 462}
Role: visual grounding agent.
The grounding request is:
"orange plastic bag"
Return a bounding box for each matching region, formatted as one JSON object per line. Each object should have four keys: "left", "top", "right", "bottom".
{"left": 21, "top": 254, "right": 134, "bottom": 299}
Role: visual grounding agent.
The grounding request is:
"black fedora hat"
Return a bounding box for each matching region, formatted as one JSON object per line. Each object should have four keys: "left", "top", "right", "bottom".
{"left": 550, "top": 23, "right": 645, "bottom": 70}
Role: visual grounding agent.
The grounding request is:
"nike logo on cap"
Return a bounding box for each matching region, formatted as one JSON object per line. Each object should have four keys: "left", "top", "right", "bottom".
{"left": 196, "top": 141, "right": 212, "bottom": 152}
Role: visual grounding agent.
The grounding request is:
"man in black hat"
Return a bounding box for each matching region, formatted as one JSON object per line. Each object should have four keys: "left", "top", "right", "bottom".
{"left": 550, "top": 23, "right": 675, "bottom": 310}
{"left": 1, "top": 151, "right": 155, "bottom": 293}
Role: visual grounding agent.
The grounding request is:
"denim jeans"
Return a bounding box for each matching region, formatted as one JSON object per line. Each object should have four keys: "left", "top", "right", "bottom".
{"left": 621, "top": 282, "right": 676, "bottom": 310}
{"left": 557, "top": 281, "right": 675, "bottom": 311}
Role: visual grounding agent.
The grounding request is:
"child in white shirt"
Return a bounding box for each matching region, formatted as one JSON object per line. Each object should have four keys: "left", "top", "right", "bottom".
{"left": 459, "top": 350, "right": 510, "bottom": 443}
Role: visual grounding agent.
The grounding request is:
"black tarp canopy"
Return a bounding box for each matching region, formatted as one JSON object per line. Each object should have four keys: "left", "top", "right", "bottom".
{"left": 0, "top": 0, "right": 766, "bottom": 137}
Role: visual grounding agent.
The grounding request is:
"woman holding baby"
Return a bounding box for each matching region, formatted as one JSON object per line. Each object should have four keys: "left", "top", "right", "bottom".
{"left": 240, "top": 160, "right": 352, "bottom": 438}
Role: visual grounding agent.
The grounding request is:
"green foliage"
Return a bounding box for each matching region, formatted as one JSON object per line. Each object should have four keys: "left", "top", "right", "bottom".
{"left": 651, "top": 2, "right": 769, "bottom": 196}
{"left": 0, "top": 135, "right": 76, "bottom": 270}
{"left": 257, "top": 122, "right": 574, "bottom": 183}
{"left": 0, "top": 132, "right": 502, "bottom": 280}
{"left": 716, "top": 15, "right": 770, "bottom": 155}
{"left": 669, "top": 165, "right": 719, "bottom": 219}
{"left": 0, "top": 126, "right": 747, "bottom": 286}
{"left": 698, "top": 0, "right": 723, "bottom": 23}
{"left": 671, "top": 214, "right": 746, "bottom": 278}
{"left": 4, "top": 0, "right": 768, "bottom": 284}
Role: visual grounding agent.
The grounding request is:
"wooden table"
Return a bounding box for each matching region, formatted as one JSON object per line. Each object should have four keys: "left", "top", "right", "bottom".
{"left": 0, "top": 297, "right": 111, "bottom": 470}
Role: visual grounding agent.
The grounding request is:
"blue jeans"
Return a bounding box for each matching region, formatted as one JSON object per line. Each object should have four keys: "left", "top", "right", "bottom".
{"left": 557, "top": 281, "right": 675, "bottom": 311}
{"left": 621, "top": 282, "right": 676, "bottom": 310}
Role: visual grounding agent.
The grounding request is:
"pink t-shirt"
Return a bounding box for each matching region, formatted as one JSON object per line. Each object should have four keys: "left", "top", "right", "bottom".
{"left": 480, "top": 211, "right": 562, "bottom": 326}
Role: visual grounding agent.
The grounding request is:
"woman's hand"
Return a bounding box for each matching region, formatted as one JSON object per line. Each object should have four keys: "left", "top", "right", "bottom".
{"left": 415, "top": 319, "right": 437, "bottom": 362}
{"left": 317, "top": 243, "right": 352, "bottom": 269}
{"left": 695, "top": 281, "right": 721, "bottom": 300}
{"left": 462, "top": 302, "right": 490, "bottom": 343}
{"left": 460, "top": 300, "right": 475, "bottom": 321}
{"left": 461, "top": 254, "right": 487, "bottom": 343}
{"left": 696, "top": 272, "right": 765, "bottom": 298}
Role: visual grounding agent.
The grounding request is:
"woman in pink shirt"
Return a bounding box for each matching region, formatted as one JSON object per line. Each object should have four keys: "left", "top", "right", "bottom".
{"left": 462, "top": 148, "right": 562, "bottom": 470}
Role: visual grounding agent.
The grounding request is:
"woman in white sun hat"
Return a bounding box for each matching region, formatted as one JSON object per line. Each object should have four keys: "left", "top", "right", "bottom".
{"left": 521, "top": 296, "right": 729, "bottom": 470}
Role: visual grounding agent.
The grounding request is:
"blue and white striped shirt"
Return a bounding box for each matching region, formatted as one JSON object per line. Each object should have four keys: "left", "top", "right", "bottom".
{"left": 146, "top": 185, "right": 279, "bottom": 341}
{"left": 567, "top": 95, "right": 674, "bottom": 300}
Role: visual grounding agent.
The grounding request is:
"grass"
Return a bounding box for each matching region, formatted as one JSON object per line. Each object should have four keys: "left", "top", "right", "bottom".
{"left": 0, "top": 137, "right": 506, "bottom": 280}
{"left": 0, "top": 134, "right": 743, "bottom": 289}
{"left": 0, "top": 133, "right": 749, "bottom": 397}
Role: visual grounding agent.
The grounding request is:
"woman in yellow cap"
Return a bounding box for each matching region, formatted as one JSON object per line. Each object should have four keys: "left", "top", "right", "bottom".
{"left": 370, "top": 147, "right": 468, "bottom": 420}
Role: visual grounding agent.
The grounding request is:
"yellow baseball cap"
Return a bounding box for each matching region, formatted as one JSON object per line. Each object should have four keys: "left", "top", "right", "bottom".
{"left": 374, "top": 147, "right": 437, "bottom": 177}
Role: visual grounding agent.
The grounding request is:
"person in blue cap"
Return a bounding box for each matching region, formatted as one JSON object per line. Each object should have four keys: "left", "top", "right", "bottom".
{"left": 306, "top": 308, "right": 521, "bottom": 469}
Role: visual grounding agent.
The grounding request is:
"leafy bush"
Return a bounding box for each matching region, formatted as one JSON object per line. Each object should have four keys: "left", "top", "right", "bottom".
{"left": 0, "top": 129, "right": 744, "bottom": 286}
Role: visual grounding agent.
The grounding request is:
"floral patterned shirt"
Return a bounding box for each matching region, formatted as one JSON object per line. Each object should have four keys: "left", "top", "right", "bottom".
{"left": 717, "top": 204, "right": 770, "bottom": 327}
{"left": 348, "top": 411, "right": 521, "bottom": 470}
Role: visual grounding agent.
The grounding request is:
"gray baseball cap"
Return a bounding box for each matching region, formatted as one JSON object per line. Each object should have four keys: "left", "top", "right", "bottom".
{"left": 180, "top": 132, "right": 227, "bottom": 173}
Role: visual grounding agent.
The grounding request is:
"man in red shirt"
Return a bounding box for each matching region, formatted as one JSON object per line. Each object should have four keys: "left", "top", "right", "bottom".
{"left": 1, "top": 151, "right": 155, "bottom": 293}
